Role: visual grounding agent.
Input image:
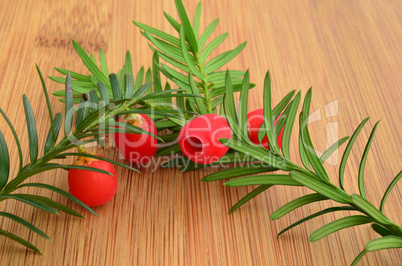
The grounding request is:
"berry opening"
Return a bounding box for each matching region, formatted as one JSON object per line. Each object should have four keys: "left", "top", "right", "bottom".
{"left": 183, "top": 136, "right": 203, "bottom": 156}
{"left": 125, "top": 113, "right": 143, "bottom": 127}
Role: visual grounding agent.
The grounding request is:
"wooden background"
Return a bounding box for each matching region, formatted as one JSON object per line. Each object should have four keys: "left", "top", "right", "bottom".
{"left": 0, "top": 0, "right": 401, "bottom": 265}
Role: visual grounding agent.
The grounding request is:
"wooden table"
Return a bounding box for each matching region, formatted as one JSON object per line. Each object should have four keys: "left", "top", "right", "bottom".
{"left": 0, "top": 0, "right": 401, "bottom": 265}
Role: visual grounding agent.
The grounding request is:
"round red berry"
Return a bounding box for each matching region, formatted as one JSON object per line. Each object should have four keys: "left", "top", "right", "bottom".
{"left": 68, "top": 154, "right": 118, "bottom": 207}
{"left": 114, "top": 113, "right": 158, "bottom": 165}
{"left": 247, "top": 109, "right": 284, "bottom": 149}
{"left": 178, "top": 114, "right": 232, "bottom": 164}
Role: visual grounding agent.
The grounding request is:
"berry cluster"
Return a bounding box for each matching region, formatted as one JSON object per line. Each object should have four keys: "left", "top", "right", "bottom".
{"left": 70, "top": 109, "right": 284, "bottom": 207}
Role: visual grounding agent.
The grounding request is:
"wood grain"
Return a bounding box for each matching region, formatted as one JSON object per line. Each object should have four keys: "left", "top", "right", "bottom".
{"left": 0, "top": 0, "right": 401, "bottom": 265}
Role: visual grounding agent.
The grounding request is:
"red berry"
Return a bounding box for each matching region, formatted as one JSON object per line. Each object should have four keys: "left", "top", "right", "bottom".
{"left": 178, "top": 114, "right": 232, "bottom": 164}
{"left": 68, "top": 154, "right": 118, "bottom": 207}
{"left": 114, "top": 113, "right": 157, "bottom": 165}
{"left": 247, "top": 109, "right": 284, "bottom": 149}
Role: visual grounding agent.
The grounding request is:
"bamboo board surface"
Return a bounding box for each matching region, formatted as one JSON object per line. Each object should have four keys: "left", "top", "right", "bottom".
{"left": 0, "top": 0, "right": 401, "bottom": 265}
